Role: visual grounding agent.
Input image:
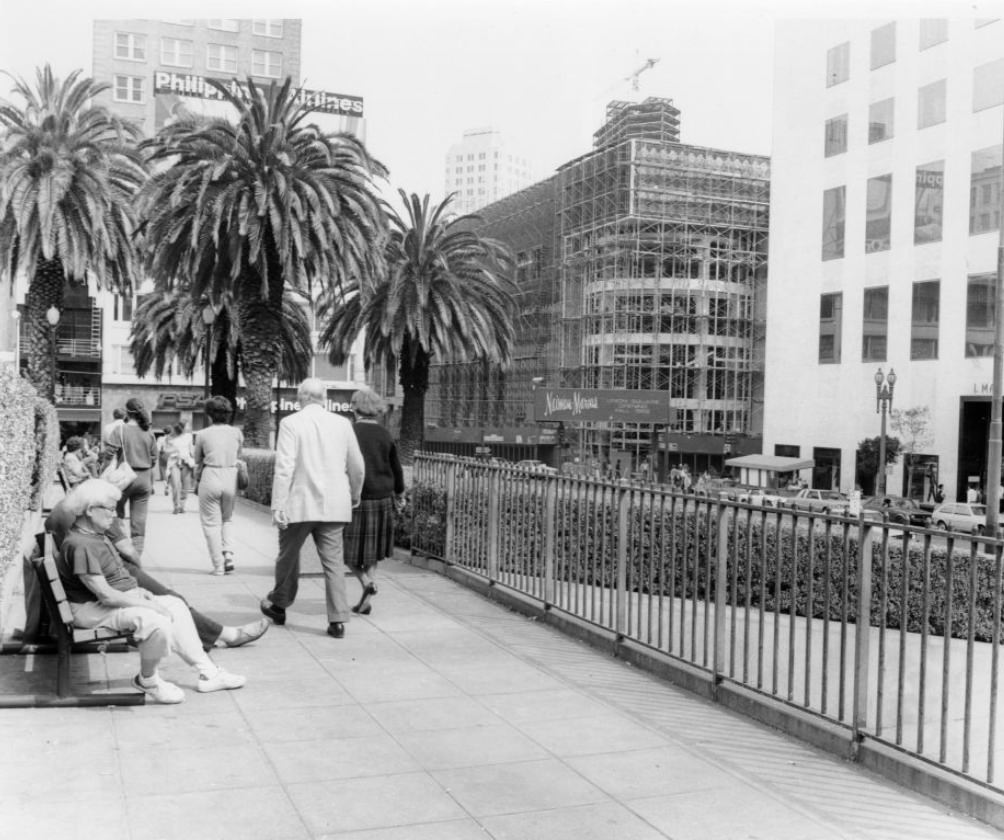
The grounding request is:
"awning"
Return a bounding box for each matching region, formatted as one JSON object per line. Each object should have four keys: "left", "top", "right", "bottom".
{"left": 725, "top": 454, "right": 815, "bottom": 472}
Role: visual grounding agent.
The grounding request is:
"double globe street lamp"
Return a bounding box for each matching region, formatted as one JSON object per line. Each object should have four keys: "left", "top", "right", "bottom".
{"left": 875, "top": 367, "right": 896, "bottom": 496}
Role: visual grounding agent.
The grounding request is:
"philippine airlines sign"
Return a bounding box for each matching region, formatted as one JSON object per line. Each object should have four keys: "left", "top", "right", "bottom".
{"left": 533, "top": 388, "right": 672, "bottom": 424}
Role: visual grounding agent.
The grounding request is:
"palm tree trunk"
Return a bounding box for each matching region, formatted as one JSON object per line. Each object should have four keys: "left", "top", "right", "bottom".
{"left": 397, "top": 340, "right": 430, "bottom": 463}
{"left": 24, "top": 258, "right": 66, "bottom": 401}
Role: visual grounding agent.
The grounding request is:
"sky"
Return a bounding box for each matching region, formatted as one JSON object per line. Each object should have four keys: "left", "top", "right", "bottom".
{"left": 2, "top": 0, "right": 1003, "bottom": 204}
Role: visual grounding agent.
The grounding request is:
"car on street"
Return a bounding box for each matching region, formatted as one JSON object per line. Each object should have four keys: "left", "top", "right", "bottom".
{"left": 515, "top": 459, "right": 558, "bottom": 475}
{"left": 930, "top": 502, "right": 988, "bottom": 534}
{"left": 786, "top": 488, "right": 849, "bottom": 514}
{"left": 861, "top": 496, "right": 932, "bottom": 526}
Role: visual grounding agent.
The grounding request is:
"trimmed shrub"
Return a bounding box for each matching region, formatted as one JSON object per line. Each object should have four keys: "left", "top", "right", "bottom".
{"left": 242, "top": 447, "right": 274, "bottom": 507}
{"left": 0, "top": 370, "right": 42, "bottom": 584}
{"left": 30, "top": 396, "right": 59, "bottom": 511}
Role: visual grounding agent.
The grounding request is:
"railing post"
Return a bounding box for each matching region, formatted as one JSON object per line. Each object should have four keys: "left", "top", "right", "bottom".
{"left": 615, "top": 486, "right": 631, "bottom": 638}
{"left": 713, "top": 502, "right": 730, "bottom": 684}
{"left": 853, "top": 523, "right": 875, "bottom": 754}
{"left": 543, "top": 478, "right": 557, "bottom": 606}
{"left": 486, "top": 468, "right": 501, "bottom": 582}
{"left": 444, "top": 458, "right": 458, "bottom": 564}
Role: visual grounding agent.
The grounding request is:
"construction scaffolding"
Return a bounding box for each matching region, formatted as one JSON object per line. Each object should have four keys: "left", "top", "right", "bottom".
{"left": 425, "top": 98, "right": 770, "bottom": 473}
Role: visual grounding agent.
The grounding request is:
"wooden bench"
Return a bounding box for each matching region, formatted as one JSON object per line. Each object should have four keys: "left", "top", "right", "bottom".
{"left": 0, "top": 534, "right": 144, "bottom": 707}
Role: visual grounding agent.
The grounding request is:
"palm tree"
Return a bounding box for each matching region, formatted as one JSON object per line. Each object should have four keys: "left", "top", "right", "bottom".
{"left": 136, "top": 77, "right": 386, "bottom": 446}
{"left": 129, "top": 287, "right": 314, "bottom": 410}
{"left": 320, "top": 191, "right": 519, "bottom": 460}
{"left": 0, "top": 65, "right": 145, "bottom": 399}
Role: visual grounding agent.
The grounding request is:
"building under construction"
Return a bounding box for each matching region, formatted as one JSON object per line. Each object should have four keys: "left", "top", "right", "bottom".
{"left": 423, "top": 98, "right": 770, "bottom": 475}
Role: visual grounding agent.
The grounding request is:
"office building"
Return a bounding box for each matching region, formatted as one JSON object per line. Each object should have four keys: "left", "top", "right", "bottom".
{"left": 425, "top": 97, "right": 770, "bottom": 475}
{"left": 764, "top": 18, "right": 1004, "bottom": 498}
{"left": 444, "top": 128, "right": 535, "bottom": 215}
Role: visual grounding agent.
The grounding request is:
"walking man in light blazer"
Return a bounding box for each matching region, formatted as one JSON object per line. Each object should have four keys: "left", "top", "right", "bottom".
{"left": 260, "top": 378, "right": 365, "bottom": 638}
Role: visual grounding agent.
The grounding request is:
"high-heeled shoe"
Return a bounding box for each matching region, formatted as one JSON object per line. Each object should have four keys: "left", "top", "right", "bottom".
{"left": 352, "top": 582, "right": 377, "bottom": 614}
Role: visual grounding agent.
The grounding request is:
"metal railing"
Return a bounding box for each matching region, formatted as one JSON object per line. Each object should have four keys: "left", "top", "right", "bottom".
{"left": 410, "top": 453, "right": 1004, "bottom": 791}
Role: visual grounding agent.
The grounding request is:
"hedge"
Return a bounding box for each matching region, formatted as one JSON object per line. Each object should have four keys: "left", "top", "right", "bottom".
{"left": 408, "top": 477, "right": 1004, "bottom": 643}
{"left": 0, "top": 370, "right": 56, "bottom": 586}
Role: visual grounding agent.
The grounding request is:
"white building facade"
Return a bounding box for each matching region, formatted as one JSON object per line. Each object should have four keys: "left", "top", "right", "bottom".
{"left": 765, "top": 18, "right": 1004, "bottom": 501}
{"left": 444, "top": 128, "right": 535, "bottom": 215}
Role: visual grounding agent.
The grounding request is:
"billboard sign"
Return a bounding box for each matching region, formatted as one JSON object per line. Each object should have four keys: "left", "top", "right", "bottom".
{"left": 533, "top": 388, "right": 671, "bottom": 424}
{"left": 152, "top": 72, "right": 364, "bottom": 131}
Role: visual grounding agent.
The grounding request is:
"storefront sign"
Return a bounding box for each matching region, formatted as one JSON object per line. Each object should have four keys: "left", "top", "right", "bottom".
{"left": 533, "top": 388, "right": 671, "bottom": 424}
{"left": 153, "top": 72, "right": 363, "bottom": 116}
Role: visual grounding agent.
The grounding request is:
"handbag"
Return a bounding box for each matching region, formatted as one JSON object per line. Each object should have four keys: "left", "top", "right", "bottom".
{"left": 100, "top": 454, "right": 137, "bottom": 491}
{"left": 236, "top": 459, "right": 249, "bottom": 491}
{"left": 100, "top": 426, "right": 137, "bottom": 491}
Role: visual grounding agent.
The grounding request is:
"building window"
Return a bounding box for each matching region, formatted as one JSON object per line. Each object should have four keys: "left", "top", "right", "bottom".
{"left": 819, "top": 293, "right": 843, "bottom": 363}
{"left": 252, "top": 50, "right": 282, "bottom": 78}
{"left": 911, "top": 281, "right": 939, "bottom": 360}
{"left": 974, "top": 58, "right": 1004, "bottom": 112}
{"left": 775, "top": 444, "right": 800, "bottom": 457}
{"left": 114, "top": 32, "right": 146, "bottom": 61}
{"left": 208, "top": 19, "right": 240, "bottom": 32}
{"left": 822, "top": 186, "right": 846, "bottom": 260}
{"left": 970, "top": 146, "right": 1003, "bottom": 236}
{"left": 919, "top": 18, "right": 948, "bottom": 49}
{"left": 113, "top": 75, "right": 144, "bottom": 104}
{"left": 113, "top": 344, "right": 137, "bottom": 376}
{"left": 207, "top": 43, "right": 238, "bottom": 73}
{"left": 824, "top": 114, "right": 847, "bottom": 157}
{"left": 160, "top": 37, "right": 193, "bottom": 67}
{"left": 966, "top": 274, "right": 996, "bottom": 357}
{"left": 826, "top": 42, "right": 850, "bottom": 87}
{"left": 915, "top": 161, "right": 944, "bottom": 244}
{"left": 868, "top": 98, "right": 894, "bottom": 143}
{"left": 863, "top": 287, "right": 888, "bottom": 362}
{"left": 866, "top": 174, "right": 892, "bottom": 253}
{"left": 113, "top": 294, "right": 134, "bottom": 322}
{"left": 871, "top": 22, "right": 896, "bottom": 69}
{"left": 252, "top": 19, "right": 283, "bottom": 38}
{"left": 918, "top": 79, "right": 947, "bottom": 128}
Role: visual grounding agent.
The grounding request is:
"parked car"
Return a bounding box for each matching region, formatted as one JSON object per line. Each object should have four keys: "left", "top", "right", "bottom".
{"left": 860, "top": 496, "right": 932, "bottom": 526}
{"left": 930, "top": 502, "right": 988, "bottom": 534}
{"left": 787, "top": 488, "right": 849, "bottom": 514}
{"left": 515, "top": 459, "right": 558, "bottom": 475}
{"left": 735, "top": 487, "right": 792, "bottom": 507}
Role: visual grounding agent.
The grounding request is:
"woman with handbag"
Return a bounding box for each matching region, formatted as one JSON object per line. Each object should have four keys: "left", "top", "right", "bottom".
{"left": 101, "top": 397, "right": 158, "bottom": 559}
{"left": 194, "top": 396, "right": 244, "bottom": 576}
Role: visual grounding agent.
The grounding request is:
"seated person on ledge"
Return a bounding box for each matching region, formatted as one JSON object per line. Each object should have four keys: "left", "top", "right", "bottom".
{"left": 46, "top": 485, "right": 268, "bottom": 651}
{"left": 52, "top": 480, "right": 248, "bottom": 704}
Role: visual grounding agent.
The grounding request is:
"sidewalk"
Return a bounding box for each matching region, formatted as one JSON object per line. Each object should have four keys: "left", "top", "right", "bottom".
{"left": 0, "top": 485, "right": 1000, "bottom": 839}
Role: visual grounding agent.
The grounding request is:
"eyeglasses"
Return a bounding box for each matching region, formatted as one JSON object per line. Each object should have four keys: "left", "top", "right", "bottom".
{"left": 89, "top": 505, "right": 117, "bottom": 514}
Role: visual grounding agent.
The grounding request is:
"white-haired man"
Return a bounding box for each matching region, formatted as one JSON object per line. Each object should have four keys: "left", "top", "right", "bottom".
{"left": 260, "top": 378, "right": 365, "bottom": 638}
{"left": 56, "top": 480, "right": 246, "bottom": 703}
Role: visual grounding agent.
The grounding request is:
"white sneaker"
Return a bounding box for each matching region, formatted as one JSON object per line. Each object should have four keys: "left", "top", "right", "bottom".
{"left": 132, "top": 674, "right": 185, "bottom": 704}
{"left": 198, "top": 667, "right": 246, "bottom": 693}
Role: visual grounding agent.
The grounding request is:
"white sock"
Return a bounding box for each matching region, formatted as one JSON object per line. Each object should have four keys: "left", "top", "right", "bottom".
{"left": 138, "top": 672, "right": 160, "bottom": 687}
{"left": 197, "top": 662, "right": 220, "bottom": 680}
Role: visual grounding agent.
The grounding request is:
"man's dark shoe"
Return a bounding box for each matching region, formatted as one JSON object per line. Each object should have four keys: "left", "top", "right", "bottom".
{"left": 327, "top": 622, "right": 345, "bottom": 639}
{"left": 259, "top": 599, "right": 286, "bottom": 625}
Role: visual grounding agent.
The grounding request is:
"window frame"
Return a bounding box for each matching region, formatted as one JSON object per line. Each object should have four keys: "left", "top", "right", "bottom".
{"left": 160, "top": 37, "right": 193, "bottom": 68}
{"left": 207, "top": 19, "right": 240, "bottom": 32}
{"left": 910, "top": 280, "right": 940, "bottom": 360}
{"left": 865, "top": 174, "right": 893, "bottom": 253}
{"left": 819, "top": 292, "right": 843, "bottom": 364}
{"left": 252, "top": 19, "right": 283, "bottom": 38}
{"left": 826, "top": 42, "right": 850, "bottom": 87}
{"left": 824, "top": 114, "right": 848, "bottom": 157}
{"left": 862, "top": 286, "right": 889, "bottom": 363}
{"left": 114, "top": 32, "right": 146, "bottom": 62}
{"left": 918, "top": 79, "right": 947, "bottom": 128}
{"left": 252, "top": 49, "right": 282, "bottom": 78}
{"left": 112, "top": 75, "right": 144, "bottom": 104}
{"left": 871, "top": 22, "right": 897, "bottom": 69}
{"left": 919, "top": 18, "right": 948, "bottom": 49}
{"left": 868, "top": 98, "right": 895, "bottom": 144}
{"left": 822, "top": 185, "right": 846, "bottom": 261}
{"left": 914, "top": 160, "right": 945, "bottom": 244}
{"left": 206, "top": 43, "right": 238, "bottom": 74}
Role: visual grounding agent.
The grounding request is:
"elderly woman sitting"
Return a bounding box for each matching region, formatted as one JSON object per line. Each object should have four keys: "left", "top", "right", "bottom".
{"left": 62, "top": 436, "right": 96, "bottom": 487}
{"left": 55, "top": 479, "right": 246, "bottom": 704}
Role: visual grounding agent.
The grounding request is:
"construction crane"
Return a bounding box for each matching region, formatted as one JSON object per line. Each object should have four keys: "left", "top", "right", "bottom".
{"left": 625, "top": 57, "right": 660, "bottom": 92}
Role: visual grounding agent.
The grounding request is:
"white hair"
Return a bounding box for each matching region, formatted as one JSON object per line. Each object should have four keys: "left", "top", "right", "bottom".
{"left": 64, "top": 479, "right": 121, "bottom": 519}
{"left": 297, "top": 377, "right": 326, "bottom": 405}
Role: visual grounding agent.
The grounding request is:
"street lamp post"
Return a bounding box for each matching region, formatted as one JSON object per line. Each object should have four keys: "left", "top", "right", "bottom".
{"left": 201, "top": 303, "right": 216, "bottom": 402}
{"left": 45, "top": 305, "right": 60, "bottom": 403}
{"left": 874, "top": 367, "right": 896, "bottom": 496}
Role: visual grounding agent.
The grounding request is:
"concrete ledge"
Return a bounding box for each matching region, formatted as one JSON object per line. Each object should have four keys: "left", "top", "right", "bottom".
{"left": 857, "top": 739, "right": 1004, "bottom": 831}
{"left": 400, "top": 550, "right": 1004, "bottom": 831}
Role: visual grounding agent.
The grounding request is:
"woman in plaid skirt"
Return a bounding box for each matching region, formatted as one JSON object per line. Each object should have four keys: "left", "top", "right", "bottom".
{"left": 344, "top": 387, "right": 406, "bottom": 614}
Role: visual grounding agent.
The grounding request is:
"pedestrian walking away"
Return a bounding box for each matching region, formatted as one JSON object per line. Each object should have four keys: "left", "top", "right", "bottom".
{"left": 165, "top": 422, "right": 195, "bottom": 514}
{"left": 344, "top": 387, "right": 406, "bottom": 615}
{"left": 194, "top": 395, "right": 244, "bottom": 576}
{"left": 260, "top": 378, "right": 365, "bottom": 639}
{"left": 100, "top": 397, "right": 157, "bottom": 559}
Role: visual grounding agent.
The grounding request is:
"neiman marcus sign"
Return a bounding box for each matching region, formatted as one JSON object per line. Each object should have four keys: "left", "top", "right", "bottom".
{"left": 533, "top": 388, "right": 672, "bottom": 424}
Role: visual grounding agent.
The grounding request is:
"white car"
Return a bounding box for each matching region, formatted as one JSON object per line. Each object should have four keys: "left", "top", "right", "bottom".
{"left": 931, "top": 502, "right": 988, "bottom": 535}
